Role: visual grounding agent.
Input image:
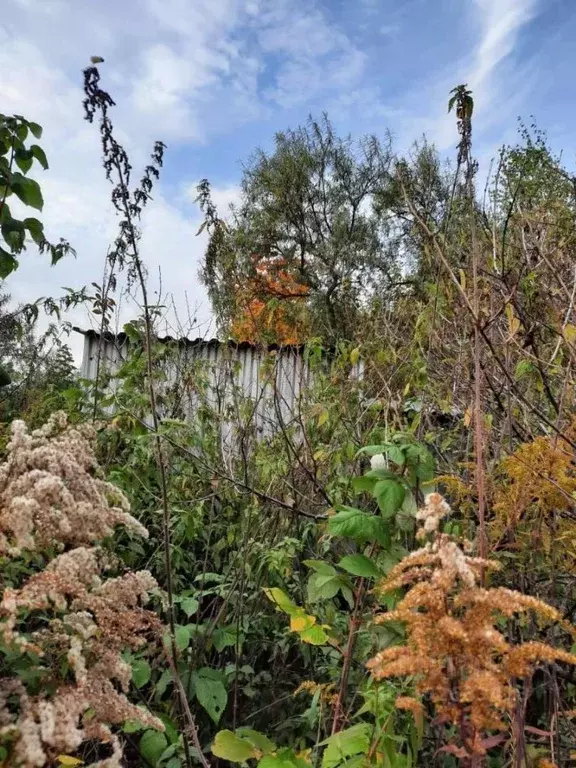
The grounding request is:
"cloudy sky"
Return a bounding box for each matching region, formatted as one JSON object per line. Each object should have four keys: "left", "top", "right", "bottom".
{"left": 1, "top": 0, "right": 574, "bottom": 359}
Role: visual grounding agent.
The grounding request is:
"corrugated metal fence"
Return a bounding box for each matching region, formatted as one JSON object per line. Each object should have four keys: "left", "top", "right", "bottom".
{"left": 77, "top": 329, "right": 361, "bottom": 444}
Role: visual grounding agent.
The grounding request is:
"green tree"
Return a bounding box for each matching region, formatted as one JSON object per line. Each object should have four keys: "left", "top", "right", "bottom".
{"left": 199, "top": 116, "right": 399, "bottom": 343}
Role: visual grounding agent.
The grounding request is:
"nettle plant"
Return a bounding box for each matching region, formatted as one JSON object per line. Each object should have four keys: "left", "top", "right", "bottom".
{"left": 210, "top": 434, "right": 435, "bottom": 768}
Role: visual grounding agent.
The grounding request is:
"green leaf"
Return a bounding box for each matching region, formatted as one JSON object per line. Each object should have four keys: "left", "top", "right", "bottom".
{"left": 404, "top": 444, "right": 435, "bottom": 481}
{"left": 328, "top": 507, "right": 390, "bottom": 545}
{"left": 213, "top": 626, "right": 236, "bottom": 651}
{"left": 338, "top": 554, "right": 379, "bottom": 578}
{"left": 320, "top": 724, "right": 371, "bottom": 768}
{"left": 174, "top": 625, "right": 191, "bottom": 651}
{"left": 157, "top": 713, "right": 179, "bottom": 745}
{"left": 131, "top": 659, "right": 151, "bottom": 689}
{"left": 180, "top": 596, "right": 199, "bottom": 617}
{"left": 154, "top": 668, "right": 173, "bottom": 699}
{"left": 515, "top": 359, "right": 535, "bottom": 380}
{"left": 351, "top": 475, "right": 378, "bottom": 493}
{"left": 28, "top": 121, "right": 43, "bottom": 139}
{"left": 236, "top": 729, "right": 276, "bottom": 755}
{"left": 307, "top": 571, "right": 341, "bottom": 602}
{"left": 14, "top": 147, "right": 33, "bottom": 174}
{"left": 212, "top": 730, "right": 259, "bottom": 762}
{"left": 375, "top": 479, "right": 405, "bottom": 518}
{"left": 31, "top": 144, "right": 48, "bottom": 170}
{"left": 299, "top": 624, "right": 329, "bottom": 645}
{"left": 11, "top": 173, "right": 43, "bottom": 210}
{"left": 139, "top": 730, "right": 168, "bottom": 767}
{"left": 193, "top": 668, "right": 227, "bottom": 723}
{"left": 0, "top": 247, "right": 18, "bottom": 278}
{"left": 303, "top": 559, "right": 337, "bottom": 575}
{"left": 384, "top": 445, "right": 405, "bottom": 465}
{"left": 356, "top": 444, "right": 391, "bottom": 457}
{"left": 263, "top": 587, "right": 299, "bottom": 616}
{"left": 24, "top": 217, "right": 44, "bottom": 244}
{"left": 2, "top": 217, "right": 26, "bottom": 252}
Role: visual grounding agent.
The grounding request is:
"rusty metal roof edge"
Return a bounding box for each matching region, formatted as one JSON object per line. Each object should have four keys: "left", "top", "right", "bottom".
{"left": 72, "top": 326, "right": 308, "bottom": 353}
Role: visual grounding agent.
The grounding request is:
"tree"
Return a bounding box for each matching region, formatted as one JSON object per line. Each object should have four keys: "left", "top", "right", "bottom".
{"left": 231, "top": 255, "right": 309, "bottom": 345}
{"left": 199, "top": 116, "right": 398, "bottom": 343}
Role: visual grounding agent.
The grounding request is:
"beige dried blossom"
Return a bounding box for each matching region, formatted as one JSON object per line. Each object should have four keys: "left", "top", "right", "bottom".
{"left": 0, "top": 412, "right": 147, "bottom": 556}
{"left": 368, "top": 493, "right": 576, "bottom": 762}
{"left": 0, "top": 414, "right": 164, "bottom": 767}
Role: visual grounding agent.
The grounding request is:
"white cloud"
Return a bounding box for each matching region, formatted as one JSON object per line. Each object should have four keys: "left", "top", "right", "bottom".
{"left": 256, "top": 0, "right": 367, "bottom": 108}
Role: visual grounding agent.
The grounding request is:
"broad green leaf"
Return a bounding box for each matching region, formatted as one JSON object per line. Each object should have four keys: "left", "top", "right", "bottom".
{"left": 328, "top": 506, "right": 388, "bottom": 544}
{"left": 356, "top": 444, "right": 391, "bottom": 457}
{"left": 154, "top": 668, "right": 173, "bottom": 698}
{"left": 263, "top": 587, "right": 299, "bottom": 616}
{"left": 139, "top": 730, "right": 168, "bottom": 767}
{"left": 213, "top": 626, "right": 236, "bottom": 651}
{"left": 351, "top": 475, "right": 378, "bottom": 493}
{"left": 157, "top": 713, "right": 179, "bottom": 744}
{"left": 307, "top": 571, "right": 341, "bottom": 602}
{"left": 2, "top": 217, "right": 26, "bottom": 252}
{"left": 131, "top": 658, "right": 151, "bottom": 688}
{"left": 11, "top": 174, "right": 43, "bottom": 210}
{"left": 320, "top": 724, "right": 371, "bottom": 768}
{"left": 212, "top": 730, "right": 259, "bottom": 762}
{"left": 303, "top": 559, "right": 337, "bottom": 575}
{"left": 236, "top": 729, "right": 276, "bottom": 754}
{"left": 259, "top": 751, "right": 311, "bottom": 768}
{"left": 28, "top": 121, "right": 43, "bottom": 139}
{"left": 338, "top": 554, "right": 379, "bottom": 578}
{"left": 299, "top": 624, "right": 329, "bottom": 645}
{"left": 14, "top": 147, "right": 33, "bottom": 174}
{"left": 0, "top": 247, "right": 18, "bottom": 278}
{"left": 375, "top": 479, "right": 405, "bottom": 518}
{"left": 24, "top": 217, "right": 44, "bottom": 244}
{"left": 193, "top": 667, "right": 227, "bottom": 723}
{"left": 180, "top": 596, "right": 199, "bottom": 617}
{"left": 384, "top": 445, "right": 405, "bottom": 465}
{"left": 31, "top": 144, "right": 48, "bottom": 170}
{"left": 174, "top": 624, "right": 191, "bottom": 651}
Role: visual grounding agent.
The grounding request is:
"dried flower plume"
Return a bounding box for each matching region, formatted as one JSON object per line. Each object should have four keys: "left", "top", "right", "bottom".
{"left": 367, "top": 492, "right": 576, "bottom": 763}
{"left": 0, "top": 414, "right": 162, "bottom": 767}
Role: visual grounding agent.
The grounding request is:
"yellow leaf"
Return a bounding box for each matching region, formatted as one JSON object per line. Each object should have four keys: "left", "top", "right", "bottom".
{"left": 463, "top": 408, "right": 471, "bottom": 427}
{"left": 290, "top": 613, "right": 316, "bottom": 632}
{"left": 313, "top": 449, "right": 326, "bottom": 461}
{"left": 296, "top": 749, "right": 313, "bottom": 764}
{"left": 350, "top": 347, "right": 360, "bottom": 366}
{"left": 565, "top": 323, "right": 576, "bottom": 345}
{"left": 459, "top": 268, "right": 467, "bottom": 291}
{"left": 58, "top": 758, "right": 84, "bottom": 766}
{"left": 317, "top": 408, "right": 329, "bottom": 427}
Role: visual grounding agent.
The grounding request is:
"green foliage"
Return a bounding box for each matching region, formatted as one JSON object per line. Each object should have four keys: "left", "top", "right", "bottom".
{"left": 199, "top": 115, "right": 399, "bottom": 342}
{"left": 0, "top": 113, "right": 74, "bottom": 277}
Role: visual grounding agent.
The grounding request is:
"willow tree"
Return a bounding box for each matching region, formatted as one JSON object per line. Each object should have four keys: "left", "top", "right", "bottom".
{"left": 198, "top": 116, "right": 399, "bottom": 343}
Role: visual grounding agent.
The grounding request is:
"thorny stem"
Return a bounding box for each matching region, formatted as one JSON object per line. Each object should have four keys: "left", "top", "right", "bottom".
{"left": 330, "top": 579, "right": 366, "bottom": 734}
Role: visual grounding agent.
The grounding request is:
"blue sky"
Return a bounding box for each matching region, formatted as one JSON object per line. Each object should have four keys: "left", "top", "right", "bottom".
{"left": 1, "top": 0, "right": 575, "bottom": 357}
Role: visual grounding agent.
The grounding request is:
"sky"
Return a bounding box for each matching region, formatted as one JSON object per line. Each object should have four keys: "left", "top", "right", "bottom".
{"left": 1, "top": 0, "right": 575, "bottom": 360}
